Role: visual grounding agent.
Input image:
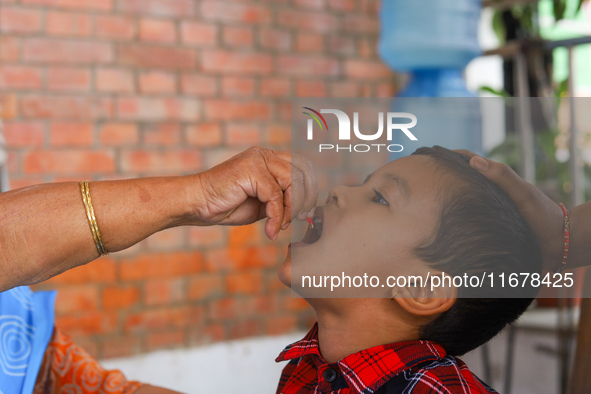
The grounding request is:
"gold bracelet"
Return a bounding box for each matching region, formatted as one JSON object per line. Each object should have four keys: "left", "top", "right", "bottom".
{"left": 80, "top": 180, "right": 109, "bottom": 256}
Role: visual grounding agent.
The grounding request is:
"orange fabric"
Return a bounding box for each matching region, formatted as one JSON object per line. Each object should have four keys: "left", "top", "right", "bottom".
{"left": 34, "top": 328, "right": 146, "bottom": 394}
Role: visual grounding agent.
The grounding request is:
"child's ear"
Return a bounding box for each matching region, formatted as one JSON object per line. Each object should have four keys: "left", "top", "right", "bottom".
{"left": 392, "top": 273, "right": 457, "bottom": 317}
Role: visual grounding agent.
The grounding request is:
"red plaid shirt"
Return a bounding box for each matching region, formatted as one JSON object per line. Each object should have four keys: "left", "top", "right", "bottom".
{"left": 276, "top": 323, "right": 497, "bottom": 394}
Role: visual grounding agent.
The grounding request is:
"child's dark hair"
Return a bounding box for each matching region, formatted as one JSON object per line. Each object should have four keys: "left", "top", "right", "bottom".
{"left": 410, "top": 146, "right": 542, "bottom": 356}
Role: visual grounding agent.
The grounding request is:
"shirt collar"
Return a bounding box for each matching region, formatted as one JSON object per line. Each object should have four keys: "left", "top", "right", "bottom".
{"left": 276, "top": 323, "right": 447, "bottom": 394}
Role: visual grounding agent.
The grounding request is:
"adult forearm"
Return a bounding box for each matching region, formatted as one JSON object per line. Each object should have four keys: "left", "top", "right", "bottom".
{"left": 0, "top": 176, "right": 196, "bottom": 292}
{"left": 568, "top": 200, "right": 591, "bottom": 270}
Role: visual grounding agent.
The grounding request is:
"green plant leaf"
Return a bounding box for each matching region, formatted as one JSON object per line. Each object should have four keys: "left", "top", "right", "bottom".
{"left": 479, "top": 86, "right": 512, "bottom": 97}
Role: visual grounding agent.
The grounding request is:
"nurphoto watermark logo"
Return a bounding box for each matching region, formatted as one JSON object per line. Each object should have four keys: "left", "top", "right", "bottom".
{"left": 302, "top": 107, "right": 418, "bottom": 153}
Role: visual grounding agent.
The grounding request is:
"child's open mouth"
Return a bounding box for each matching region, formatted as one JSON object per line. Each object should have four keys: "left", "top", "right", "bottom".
{"left": 301, "top": 206, "right": 324, "bottom": 244}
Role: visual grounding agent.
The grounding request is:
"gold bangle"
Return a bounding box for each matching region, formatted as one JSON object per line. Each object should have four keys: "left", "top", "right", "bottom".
{"left": 80, "top": 180, "right": 109, "bottom": 256}
{"left": 83, "top": 181, "right": 108, "bottom": 255}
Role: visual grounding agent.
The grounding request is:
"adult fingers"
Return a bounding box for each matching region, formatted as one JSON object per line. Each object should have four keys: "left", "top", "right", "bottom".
{"left": 468, "top": 155, "right": 536, "bottom": 208}
{"left": 273, "top": 151, "right": 318, "bottom": 221}
{"left": 254, "top": 171, "right": 286, "bottom": 241}
{"left": 453, "top": 149, "right": 477, "bottom": 158}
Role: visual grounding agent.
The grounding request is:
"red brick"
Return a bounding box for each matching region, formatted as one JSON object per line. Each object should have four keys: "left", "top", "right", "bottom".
{"left": 0, "top": 94, "right": 18, "bottom": 119}
{"left": 223, "top": 26, "right": 253, "bottom": 47}
{"left": 204, "top": 100, "right": 272, "bottom": 121}
{"left": 277, "top": 10, "right": 339, "bottom": 33}
{"left": 69, "top": 336, "right": 99, "bottom": 359}
{"left": 188, "top": 324, "right": 224, "bottom": 346}
{"left": 47, "top": 11, "right": 92, "bottom": 37}
{"left": 23, "top": 150, "right": 115, "bottom": 174}
{"left": 146, "top": 226, "right": 185, "bottom": 249}
{"left": 21, "top": 0, "right": 113, "bottom": 11}
{"left": 205, "top": 245, "right": 278, "bottom": 271}
{"left": 328, "top": 36, "right": 355, "bottom": 56}
{"left": 44, "top": 257, "right": 117, "bottom": 285}
{"left": 9, "top": 177, "right": 45, "bottom": 190}
{"left": 202, "top": 147, "right": 245, "bottom": 169}
{"left": 357, "top": 38, "right": 372, "bottom": 58}
{"left": 180, "top": 22, "right": 217, "bottom": 46}
{"left": 376, "top": 84, "right": 396, "bottom": 97}
{"left": 345, "top": 60, "right": 391, "bottom": 79}
{"left": 49, "top": 122, "right": 93, "bottom": 146}
{"left": 277, "top": 56, "right": 339, "bottom": 77}
{"left": 47, "top": 67, "right": 91, "bottom": 92}
{"left": 117, "top": 97, "right": 199, "bottom": 121}
{"left": 102, "top": 336, "right": 141, "bottom": 359}
{"left": 201, "top": 50, "right": 272, "bottom": 75}
{"left": 226, "top": 271, "right": 263, "bottom": 294}
{"left": 0, "top": 7, "right": 42, "bottom": 33}
{"left": 97, "top": 97, "right": 115, "bottom": 118}
{"left": 296, "top": 33, "right": 324, "bottom": 53}
{"left": 266, "top": 123, "right": 290, "bottom": 145}
{"left": 143, "top": 123, "right": 181, "bottom": 146}
{"left": 294, "top": 0, "right": 325, "bottom": 9}
{"left": 5, "top": 152, "right": 18, "bottom": 174}
{"left": 184, "top": 123, "right": 221, "bottom": 147}
{"left": 265, "top": 315, "right": 298, "bottom": 335}
{"left": 99, "top": 123, "right": 138, "bottom": 146}
{"left": 54, "top": 286, "right": 99, "bottom": 314}
{"left": 187, "top": 274, "right": 222, "bottom": 300}
{"left": 344, "top": 15, "right": 379, "bottom": 34}
{"left": 328, "top": 0, "right": 356, "bottom": 11}
{"left": 120, "top": 149, "right": 200, "bottom": 173}
{"left": 188, "top": 225, "right": 225, "bottom": 247}
{"left": 296, "top": 80, "right": 326, "bottom": 97}
{"left": 331, "top": 81, "right": 358, "bottom": 97}
{"left": 20, "top": 95, "right": 102, "bottom": 119}
{"left": 23, "top": 38, "right": 113, "bottom": 64}
{"left": 118, "top": 45, "right": 196, "bottom": 69}
{"left": 95, "top": 15, "right": 135, "bottom": 40}
{"left": 222, "top": 77, "right": 254, "bottom": 97}
{"left": 258, "top": 28, "right": 291, "bottom": 51}
{"left": 277, "top": 101, "right": 291, "bottom": 121}
{"left": 0, "top": 37, "right": 19, "bottom": 62}
{"left": 96, "top": 68, "right": 134, "bottom": 93}
{"left": 201, "top": 1, "right": 271, "bottom": 24}
{"left": 55, "top": 311, "right": 117, "bottom": 336}
{"left": 260, "top": 78, "right": 290, "bottom": 97}
{"left": 139, "top": 71, "right": 176, "bottom": 94}
{"left": 145, "top": 278, "right": 185, "bottom": 306}
{"left": 3, "top": 122, "right": 44, "bottom": 147}
{"left": 283, "top": 295, "right": 311, "bottom": 311}
{"left": 225, "top": 123, "right": 260, "bottom": 146}
{"left": 139, "top": 18, "right": 177, "bottom": 43}
{"left": 180, "top": 74, "right": 217, "bottom": 96}
{"left": 0, "top": 66, "right": 42, "bottom": 89}
{"left": 228, "top": 319, "right": 260, "bottom": 339}
{"left": 119, "top": 252, "right": 203, "bottom": 280}
{"left": 117, "top": 0, "right": 194, "bottom": 17}
{"left": 146, "top": 330, "right": 185, "bottom": 351}
{"left": 208, "top": 298, "right": 237, "bottom": 320}
{"left": 229, "top": 224, "right": 262, "bottom": 247}
{"left": 123, "top": 307, "right": 190, "bottom": 333}
{"left": 102, "top": 285, "right": 139, "bottom": 309}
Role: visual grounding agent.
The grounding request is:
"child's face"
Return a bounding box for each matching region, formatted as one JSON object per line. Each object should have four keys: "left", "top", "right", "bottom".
{"left": 278, "top": 155, "right": 450, "bottom": 297}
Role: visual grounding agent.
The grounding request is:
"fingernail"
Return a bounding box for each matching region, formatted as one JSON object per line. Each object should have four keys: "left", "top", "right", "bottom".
{"left": 472, "top": 156, "right": 489, "bottom": 172}
{"left": 307, "top": 207, "right": 316, "bottom": 218}
{"left": 281, "top": 222, "right": 290, "bottom": 230}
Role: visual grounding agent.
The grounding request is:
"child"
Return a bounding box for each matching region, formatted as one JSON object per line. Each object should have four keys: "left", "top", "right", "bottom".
{"left": 275, "top": 146, "right": 542, "bottom": 393}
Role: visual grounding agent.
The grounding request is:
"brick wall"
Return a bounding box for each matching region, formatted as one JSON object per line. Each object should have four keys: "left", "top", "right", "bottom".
{"left": 0, "top": 0, "right": 397, "bottom": 359}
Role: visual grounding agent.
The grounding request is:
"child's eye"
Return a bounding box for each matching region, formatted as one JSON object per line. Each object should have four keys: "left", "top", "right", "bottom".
{"left": 372, "top": 189, "right": 389, "bottom": 206}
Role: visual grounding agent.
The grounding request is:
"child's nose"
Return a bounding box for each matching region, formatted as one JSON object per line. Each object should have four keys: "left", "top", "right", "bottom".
{"left": 327, "top": 185, "right": 350, "bottom": 207}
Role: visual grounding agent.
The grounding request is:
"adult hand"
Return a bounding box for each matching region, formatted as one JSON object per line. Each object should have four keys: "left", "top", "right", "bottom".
{"left": 192, "top": 146, "right": 318, "bottom": 240}
{"left": 456, "top": 150, "right": 564, "bottom": 272}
